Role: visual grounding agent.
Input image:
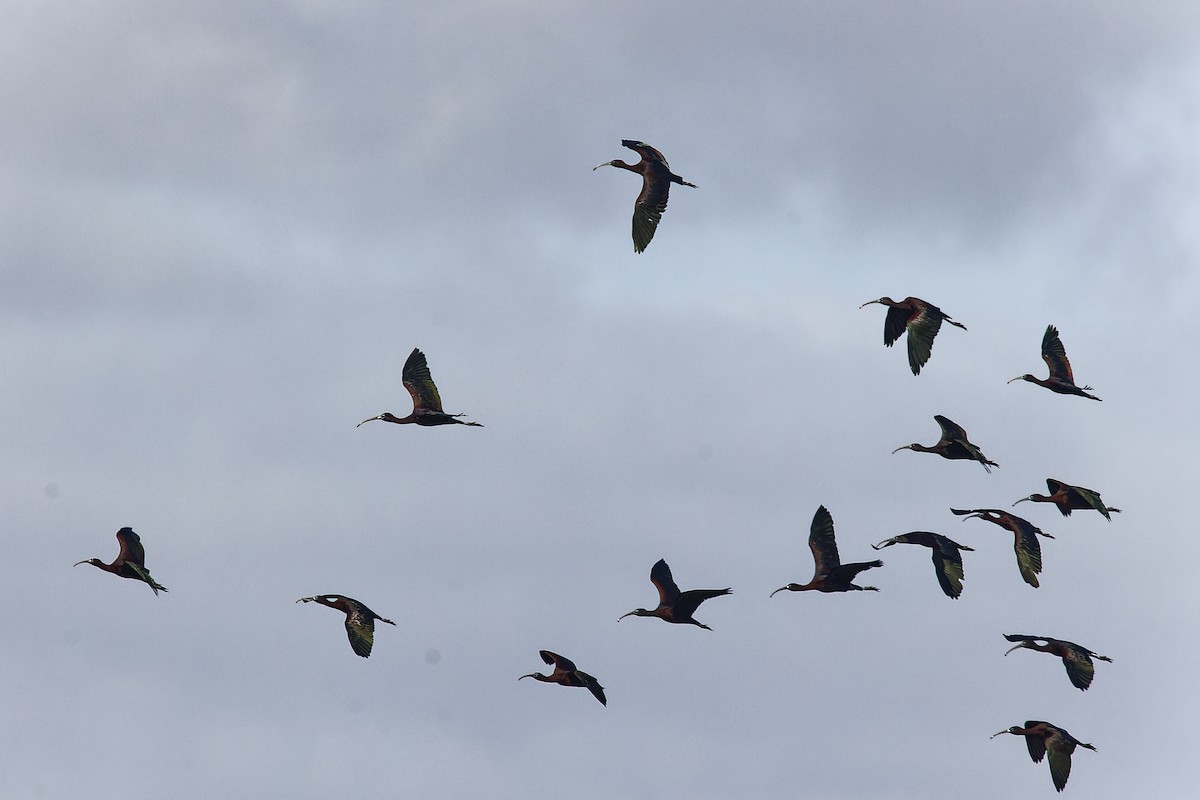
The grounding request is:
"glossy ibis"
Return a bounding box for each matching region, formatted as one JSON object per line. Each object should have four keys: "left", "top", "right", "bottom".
{"left": 74, "top": 527, "right": 168, "bottom": 595}
{"left": 519, "top": 650, "right": 607, "bottom": 706}
{"left": 772, "top": 505, "right": 883, "bottom": 595}
{"left": 619, "top": 558, "right": 730, "bottom": 630}
{"left": 358, "top": 347, "right": 483, "bottom": 428}
{"left": 893, "top": 415, "right": 998, "bottom": 473}
{"left": 991, "top": 720, "right": 1096, "bottom": 792}
{"left": 1008, "top": 324, "right": 1101, "bottom": 400}
{"left": 1003, "top": 634, "right": 1112, "bottom": 691}
{"left": 296, "top": 595, "right": 395, "bottom": 658}
{"left": 1014, "top": 479, "right": 1121, "bottom": 520}
{"left": 951, "top": 508, "right": 1053, "bottom": 587}
{"left": 594, "top": 140, "right": 696, "bottom": 253}
{"left": 859, "top": 296, "right": 967, "bottom": 375}
{"left": 871, "top": 531, "right": 974, "bottom": 599}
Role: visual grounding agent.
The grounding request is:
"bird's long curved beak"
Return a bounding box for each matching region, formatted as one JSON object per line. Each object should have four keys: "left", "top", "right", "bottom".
{"left": 989, "top": 730, "right": 1011, "bottom": 739}
{"left": 356, "top": 416, "right": 381, "bottom": 427}
{"left": 1003, "top": 644, "right": 1026, "bottom": 657}
{"left": 593, "top": 161, "right": 614, "bottom": 171}
{"left": 870, "top": 541, "right": 891, "bottom": 551}
{"left": 891, "top": 445, "right": 910, "bottom": 454}
{"left": 769, "top": 586, "right": 788, "bottom": 597}
{"left": 518, "top": 673, "right": 537, "bottom": 681}
{"left": 859, "top": 300, "right": 881, "bottom": 308}
{"left": 72, "top": 560, "right": 88, "bottom": 567}
{"left": 1012, "top": 497, "right": 1032, "bottom": 507}
{"left": 617, "top": 610, "right": 636, "bottom": 621}
{"left": 1006, "top": 376, "right": 1025, "bottom": 384}
{"left": 296, "top": 597, "right": 315, "bottom": 604}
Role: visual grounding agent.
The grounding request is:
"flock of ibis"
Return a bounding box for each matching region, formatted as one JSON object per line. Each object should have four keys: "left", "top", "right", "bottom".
{"left": 71, "top": 140, "right": 1120, "bottom": 794}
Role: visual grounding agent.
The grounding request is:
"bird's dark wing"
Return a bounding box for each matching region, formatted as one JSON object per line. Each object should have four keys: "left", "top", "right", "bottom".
{"left": 1046, "top": 744, "right": 1074, "bottom": 791}
{"left": 1023, "top": 722, "right": 1050, "bottom": 763}
{"left": 344, "top": 601, "right": 378, "bottom": 658}
{"left": 1003, "top": 634, "right": 1043, "bottom": 645}
{"left": 622, "top": 140, "right": 669, "bottom": 168}
{"left": 631, "top": 173, "right": 669, "bottom": 253}
{"left": 674, "top": 588, "right": 730, "bottom": 620}
{"left": 933, "top": 415, "right": 969, "bottom": 445}
{"left": 401, "top": 348, "right": 445, "bottom": 412}
{"left": 1061, "top": 644, "right": 1099, "bottom": 690}
{"left": 905, "top": 303, "right": 944, "bottom": 375}
{"left": 1040, "top": 325, "right": 1075, "bottom": 383}
{"left": 1011, "top": 521, "right": 1045, "bottom": 588}
{"left": 949, "top": 507, "right": 977, "bottom": 517}
{"left": 808, "top": 505, "right": 842, "bottom": 575}
{"left": 882, "top": 305, "right": 910, "bottom": 347}
{"left": 930, "top": 534, "right": 969, "bottom": 599}
{"left": 578, "top": 671, "right": 607, "bottom": 706}
{"left": 649, "top": 559, "right": 681, "bottom": 606}
{"left": 115, "top": 528, "right": 146, "bottom": 567}
{"left": 1067, "top": 484, "right": 1112, "bottom": 519}
{"left": 539, "top": 650, "right": 577, "bottom": 675}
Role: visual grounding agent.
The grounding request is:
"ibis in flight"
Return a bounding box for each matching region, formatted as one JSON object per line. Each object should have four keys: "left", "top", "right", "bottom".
{"left": 296, "top": 595, "right": 395, "bottom": 658}
{"left": 1014, "top": 479, "right": 1121, "bottom": 520}
{"left": 358, "top": 347, "right": 483, "bottom": 428}
{"left": 619, "top": 558, "right": 730, "bottom": 630}
{"left": 859, "top": 296, "right": 967, "bottom": 375}
{"left": 519, "top": 650, "right": 607, "bottom": 706}
{"left": 772, "top": 505, "right": 883, "bottom": 595}
{"left": 594, "top": 140, "right": 696, "bottom": 253}
{"left": 1003, "top": 634, "right": 1112, "bottom": 691}
{"left": 1008, "top": 324, "right": 1101, "bottom": 401}
{"left": 893, "top": 415, "right": 998, "bottom": 473}
{"left": 74, "top": 527, "right": 168, "bottom": 595}
{"left": 992, "top": 720, "right": 1096, "bottom": 792}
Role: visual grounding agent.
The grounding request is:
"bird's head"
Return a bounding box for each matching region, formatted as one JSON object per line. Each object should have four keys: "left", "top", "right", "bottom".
{"left": 1007, "top": 374, "right": 1035, "bottom": 384}
{"left": 618, "top": 608, "right": 649, "bottom": 621}
{"left": 770, "top": 584, "right": 800, "bottom": 597}
{"left": 73, "top": 558, "right": 101, "bottom": 568}
{"left": 1003, "top": 642, "right": 1032, "bottom": 657}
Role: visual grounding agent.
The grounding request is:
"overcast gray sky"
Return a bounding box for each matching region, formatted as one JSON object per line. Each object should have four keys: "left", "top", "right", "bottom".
{"left": 3, "top": 1, "right": 1198, "bottom": 798}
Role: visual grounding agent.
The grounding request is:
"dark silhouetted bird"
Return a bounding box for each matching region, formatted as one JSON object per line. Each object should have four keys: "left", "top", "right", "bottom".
{"left": 991, "top": 720, "right": 1096, "bottom": 792}
{"left": 951, "top": 508, "right": 1053, "bottom": 587}
{"left": 1014, "top": 479, "right": 1120, "bottom": 520}
{"left": 358, "top": 347, "right": 483, "bottom": 428}
{"left": 594, "top": 140, "right": 696, "bottom": 253}
{"left": 1003, "top": 634, "right": 1112, "bottom": 691}
{"left": 619, "top": 559, "right": 730, "bottom": 630}
{"left": 871, "top": 531, "right": 974, "bottom": 598}
{"left": 1008, "top": 324, "right": 1101, "bottom": 400}
{"left": 519, "top": 650, "right": 606, "bottom": 706}
{"left": 773, "top": 505, "right": 883, "bottom": 595}
{"left": 296, "top": 595, "right": 395, "bottom": 658}
{"left": 74, "top": 527, "right": 168, "bottom": 595}
{"left": 893, "top": 415, "right": 998, "bottom": 472}
{"left": 859, "top": 296, "right": 967, "bottom": 375}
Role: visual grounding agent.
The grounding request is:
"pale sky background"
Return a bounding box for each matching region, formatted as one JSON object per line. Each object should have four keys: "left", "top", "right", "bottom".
{"left": 3, "top": 2, "right": 1198, "bottom": 798}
